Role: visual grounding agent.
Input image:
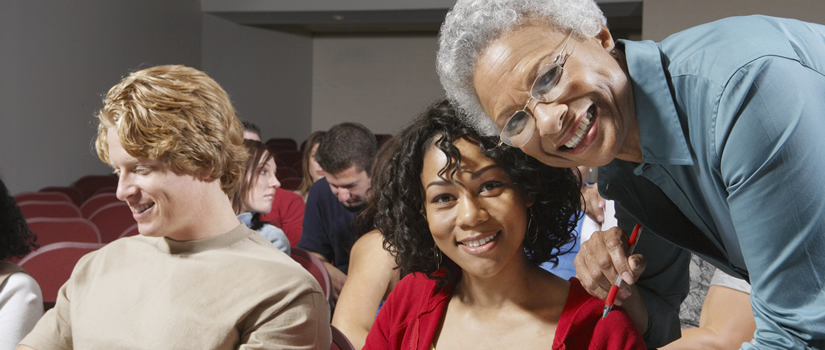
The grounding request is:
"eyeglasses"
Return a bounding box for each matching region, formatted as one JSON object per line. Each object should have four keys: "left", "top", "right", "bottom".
{"left": 498, "top": 32, "right": 573, "bottom": 148}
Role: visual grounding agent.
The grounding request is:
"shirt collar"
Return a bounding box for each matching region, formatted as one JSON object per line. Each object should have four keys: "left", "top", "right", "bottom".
{"left": 621, "top": 39, "right": 694, "bottom": 166}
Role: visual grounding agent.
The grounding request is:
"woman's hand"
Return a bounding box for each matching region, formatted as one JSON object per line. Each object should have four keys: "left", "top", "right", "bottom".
{"left": 574, "top": 226, "right": 649, "bottom": 333}
{"left": 581, "top": 185, "right": 606, "bottom": 225}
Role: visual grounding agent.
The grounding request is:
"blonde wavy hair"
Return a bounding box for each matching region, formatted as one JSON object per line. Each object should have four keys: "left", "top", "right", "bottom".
{"left": 95, "top": 65, "right": 247, "bottom": 196}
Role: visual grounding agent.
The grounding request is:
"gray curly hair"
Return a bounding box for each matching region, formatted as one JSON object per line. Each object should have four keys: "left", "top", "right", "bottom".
{"left": 437, "top": 0, "right": 607, "bottom": 135}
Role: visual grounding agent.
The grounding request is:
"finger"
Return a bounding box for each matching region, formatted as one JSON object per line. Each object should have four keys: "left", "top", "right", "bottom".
{"left": 575, "top": 250, "right": 609, "bottom": 300}
{"left": 601, "top": 227, "right": 633, "bottom": 284}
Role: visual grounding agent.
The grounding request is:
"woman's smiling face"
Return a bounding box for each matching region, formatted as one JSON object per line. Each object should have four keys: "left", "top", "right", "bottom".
{"left": 473, "top": 21, "right": 639, "bottom": 168}
{"left": 420, "top": 137, "right": 529, "bottom": 279}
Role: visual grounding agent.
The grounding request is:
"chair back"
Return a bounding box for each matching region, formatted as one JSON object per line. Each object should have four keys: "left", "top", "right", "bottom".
{"left": 290, "top": 247, "right": 332, "bottom": 300}
{"left": 265, "top": 137, "right": 298, "bottom": 152}
{"left": 27, "top": 217, "right": 102, "bottom": 246}
{"left": 18, "top": 201, "right": 82, "bottom": 219}
{"left": 330, "top": 324, "right": 356, "bottom": 350}
{"left": 40, "top": 186, "right": 83, "bottom": 207}
{"left": 80, "top": 192, "right": 121, "bottom": 218}
{"left": 275, "top": 150, "right": 303, "bottom": 169}
{"left": 279, "top": 177, "right": 303, "bottom": 191}
{"left": 73, "top": 174, "right": 119, "bottom": 202}
{"left": 277, "top": 167, "right": 300, "bottom": 181}
{"left": 88, "top": 202, "right": 136, "bottom": 243}
{"left": 18, "top": 242, "right": 106, "bottom": 303}
{"left": 15, "top": 191, "right": 73, "bottom": 204}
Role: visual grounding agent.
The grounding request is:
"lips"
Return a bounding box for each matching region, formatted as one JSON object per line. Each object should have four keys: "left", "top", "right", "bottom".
{"left": 131, "top": 202, "right": 154, "bottom": 213}
{"left": 459, "top": 231, "right": 500, "bottom": 247}
{"left": 560, "top": 105, "right": 595, "bottom": 150}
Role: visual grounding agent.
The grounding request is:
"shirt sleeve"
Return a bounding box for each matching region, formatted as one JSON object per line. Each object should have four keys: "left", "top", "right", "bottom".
{"left": 279, "top": 191, "right": 305, "bottom": 248}
{"left": 259, "top": 224, "right": 292, "bottom": 256}
{"left": 297, "top": 180, "right": 333, "bottom": 262}
{"left": 717, "top": 56, "right": 825, "bottom": 350}
{"left": 0, "top": 272, "right": 43, "bottom": 349}
{"left": 20, "top": 277, "right": 74, "bottom": 350}
{"left": 239, "top": 276, "right": 332, "bottom": 349}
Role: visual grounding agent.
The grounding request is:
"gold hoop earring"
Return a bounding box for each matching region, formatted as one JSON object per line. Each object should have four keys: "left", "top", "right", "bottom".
{"left": 433, "top": 243, "right": 442, "bottom": 268}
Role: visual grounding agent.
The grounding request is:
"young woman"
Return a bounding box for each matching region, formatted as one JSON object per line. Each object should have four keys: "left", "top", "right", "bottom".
{"left": 0, "top": 177, "right": 43, "bottom": 349}
{"left": 363, "top": 100, "right": 645, "bottom": 350}
{"left": 296, "top": 131, "right": 326, "bottom": 201}
{"left": 232, "top": 140, "right": 290, "bottom": 255}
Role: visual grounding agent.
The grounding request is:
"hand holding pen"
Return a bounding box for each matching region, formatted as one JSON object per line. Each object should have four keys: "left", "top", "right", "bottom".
{"left": 602, "top": 224, "right": 643, "bottom": 319}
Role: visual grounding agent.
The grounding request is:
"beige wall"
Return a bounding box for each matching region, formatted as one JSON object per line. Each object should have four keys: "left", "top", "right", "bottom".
{"left": 643, "top": 0, "right": 824, "bottom": 41}
{"left": 0, "top": 1, "right": 202, "bottom": 194}
{"left": 311, "top": 34, "right": 444, "bottom": 135}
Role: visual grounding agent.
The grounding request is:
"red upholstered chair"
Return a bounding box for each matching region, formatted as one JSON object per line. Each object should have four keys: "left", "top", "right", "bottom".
{"left": 88, "top": 202, "right": 136, "bottom": 243}
{"left": 18, "top": 242, "right": 106, "bottom": 303}
{"left": 290, "top": 247, "right": 331, "bottom": 300}
{"left": 330, "top": 324, "right": 356, "bottom": 350}
{"left": 279, "top": 177, "right": 303, "bottom": 191}
{"left": 18, "top": 201, "right": 82, "bottom": 219}
{"left": 265, "top": 137, "right": 298, "bottom": 152}
{"left": 274, "top": 150, "right": 303, "bottom": 170}
{"left": 14, "top": 191, "right": 73, "bottom": 204}
{"left": 73, "top": 174, "right": 119, "bottom": 202}
{"left": 40, "top": 186, "right": 83, "bottom": 207}
{"left": 27, "top": 217, "right": 102, "bottom": 246}
{"left": 276, "top": 167, "right": 299, "bottom": 181}
{"left": 80, "top": 192, "right": 121, "bottom": 218}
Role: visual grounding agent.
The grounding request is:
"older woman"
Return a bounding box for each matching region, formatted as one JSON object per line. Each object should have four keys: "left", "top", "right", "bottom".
{"left": 437, "top": 1, "right": 825, "bottom": 348}
{"left": 363, "top": 100, "right": 645, "bottom": 350}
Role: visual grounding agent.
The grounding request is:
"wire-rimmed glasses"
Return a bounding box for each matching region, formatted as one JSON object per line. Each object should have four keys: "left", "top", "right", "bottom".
{"left": 498, "top": 32, "right": 573, "bottom": 148}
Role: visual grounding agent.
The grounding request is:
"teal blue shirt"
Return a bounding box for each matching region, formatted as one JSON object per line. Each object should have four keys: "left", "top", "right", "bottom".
{"left": 605, "top": 16, "right": 825, "bottom": 349}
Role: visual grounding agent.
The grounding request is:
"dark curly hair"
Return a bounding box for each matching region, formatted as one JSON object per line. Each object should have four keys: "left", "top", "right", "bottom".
{"left": 0, "top": 178, "right": 39, "bottom": 260}
{"left": 372, "top": 99, "right": 582, "bottom": 286}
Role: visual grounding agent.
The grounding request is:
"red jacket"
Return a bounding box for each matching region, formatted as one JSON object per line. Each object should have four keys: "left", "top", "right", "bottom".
{"left": 364, "top": 273, "right": 646, "bottom": 350}
{"left": 260, "top": 189, "right": 304, "bottom": 247}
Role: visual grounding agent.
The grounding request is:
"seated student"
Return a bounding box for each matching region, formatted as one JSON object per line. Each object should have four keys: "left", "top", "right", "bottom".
{"left": 18, "top": 65, "right": 330, "bottom": 350}
{"left": 295, "top": 131, "right": 326, "bottom": 202}
{"left": 363, "top": 100, "right": 645, "bottom": 349}
{"left": 0, "top": 178, "right": 43, "bottom": 350}
{"left": 332, "top": 138, "right": 403, "bottom": 350}
{"left": 241, "top": 119, "right": 305, "bottom": 248}
{"left": 231, "top": 139, "right": 291, "bottom": 255}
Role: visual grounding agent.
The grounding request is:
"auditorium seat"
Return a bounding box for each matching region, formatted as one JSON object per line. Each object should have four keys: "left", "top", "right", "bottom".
{"left": 290, "top": 247, "right": 331, "bottom": 300}
{"left": 18, "top": 201, "right": 82, "bottom": 219}
{"left": 14, "top": 191, "right": 73, "bottom": 204}
{"left": 80, "top": 192, "right": 120, "bottom": 218}
{"left": 40, "top": 186, "right": 83, "bottom": 207}
{"left": 27, "top": 217, "right": 102, "bottom": 246}
{"left": 73, "top": 174, "right": 119, "bottom": 202}
{"left": 88, "top": 202, "right": 135, "bottom": 243}
{"left": 18, "top": 242, "right": 106, "bottom": 303}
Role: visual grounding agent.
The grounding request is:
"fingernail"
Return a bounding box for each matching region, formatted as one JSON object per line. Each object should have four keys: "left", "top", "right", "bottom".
{"left": 622, "top": 272, "right": 634, "bottom": 285}
{"left": 619, "top": 289, "right": 631, "bottom": 299}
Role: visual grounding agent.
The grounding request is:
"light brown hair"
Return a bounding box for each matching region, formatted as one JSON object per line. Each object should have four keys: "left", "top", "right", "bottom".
{"left": 95, "top": 65, "right": 247, "bottom": 196}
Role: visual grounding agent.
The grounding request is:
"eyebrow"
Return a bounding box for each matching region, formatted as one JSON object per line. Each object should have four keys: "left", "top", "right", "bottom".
{"left": 424, "top": 164, "right": 499, "bottom": 190}
{"left": 331, "top": 180, "right": 358, "bottom": 188}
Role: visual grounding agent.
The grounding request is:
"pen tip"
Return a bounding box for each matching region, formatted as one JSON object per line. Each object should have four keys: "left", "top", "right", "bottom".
{"left": 602, "top": 306, "right": 610, "bottom": 319}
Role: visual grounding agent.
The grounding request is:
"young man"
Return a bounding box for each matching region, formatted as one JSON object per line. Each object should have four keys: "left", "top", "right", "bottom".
{"left": 18, "top": 65, "right": 330, "bottom": 349}
{"left": 298, "top": 122, "right": 376, "bottom": 300}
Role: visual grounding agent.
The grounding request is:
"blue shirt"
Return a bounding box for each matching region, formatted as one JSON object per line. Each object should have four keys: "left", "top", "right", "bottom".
{"left": 298, "top": 177, "right": 359, "bottom": 274}
{"left": 604, "top": 16, "right": 825, "bottom": 349}
{"left": 237, "top": 212, "right": 291, "bottom": 255}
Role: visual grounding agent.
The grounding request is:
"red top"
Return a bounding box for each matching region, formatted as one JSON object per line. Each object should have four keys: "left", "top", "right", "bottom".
{"left": 364, "top": 272, "right": 646, "bottom": 350}
{"left": 260, "top": 189, "right": 305, "bottom": 247}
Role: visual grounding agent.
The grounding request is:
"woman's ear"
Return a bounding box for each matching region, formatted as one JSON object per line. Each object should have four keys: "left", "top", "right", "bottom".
{"left": 596, "top": 24, "right": 616, "bottom": 53}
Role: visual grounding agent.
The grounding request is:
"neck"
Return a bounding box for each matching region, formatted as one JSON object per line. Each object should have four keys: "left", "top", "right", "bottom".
{"left": 613, "top": 47, "right": 643, "bottom": 164}
{"left": 168, "top": 184, "right": 241, "bottom": 241}
{"left": 454, "top": 252, "right": 562, "bottom": 309}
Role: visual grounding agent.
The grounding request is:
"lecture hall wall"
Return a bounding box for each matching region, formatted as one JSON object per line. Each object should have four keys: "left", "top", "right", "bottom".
{"left": 1, "top": 0, "right": 821, "bottom": 194}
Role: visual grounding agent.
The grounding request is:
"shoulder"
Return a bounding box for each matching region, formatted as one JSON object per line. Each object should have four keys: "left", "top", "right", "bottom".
{"left": 351, "top": 230, "right": 387, "bottom": 259}
{"left": 1, "top": 271, "right": 42, "bottom": 300}
{"left": 276, "top": 189, "right": 304, "bottom": 204}
{"left": 661, "top": 16, "right": 818, "bottom": 82}
{"left": 557, "top": 278, "right": 644, "bottom": 349}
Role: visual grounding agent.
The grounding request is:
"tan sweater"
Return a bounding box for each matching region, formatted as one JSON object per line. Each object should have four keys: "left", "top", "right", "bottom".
{"left": 21, "top": 224, "right": 331, "bottom": 349}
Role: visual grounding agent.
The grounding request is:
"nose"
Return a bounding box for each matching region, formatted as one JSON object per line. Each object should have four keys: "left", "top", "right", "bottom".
{"left": 455, "top": 195, "right": 489, "bottom": 229}
{"left": 337, "top": 189, "right": 351, "bottom": 203}
{"left": 115, "top": 173, "right": 136, "bottom": 202}
{"left": 532, "top": 100, "right": 568, "bottom": 138}
{"left": 271, "top": 174, "right": 281, "bottom": 189}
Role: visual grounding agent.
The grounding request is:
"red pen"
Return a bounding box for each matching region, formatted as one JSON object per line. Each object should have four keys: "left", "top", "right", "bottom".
{"left": 602, "top": 224, "right": 643, "bottom": 319}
